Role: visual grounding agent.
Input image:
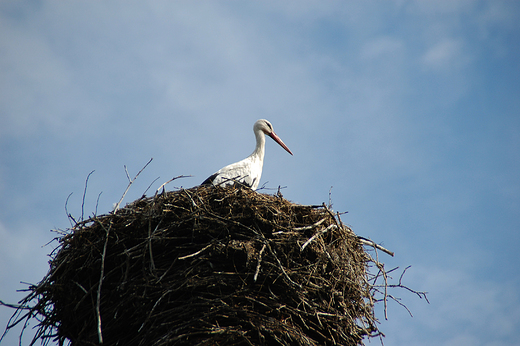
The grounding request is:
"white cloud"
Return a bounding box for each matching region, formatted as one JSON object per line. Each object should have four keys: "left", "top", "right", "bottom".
{"left": 360, "top": 36, "right": 405, "bottom": 61}
{"left": 421, "top": 38, "right": 466, "bottom": 69}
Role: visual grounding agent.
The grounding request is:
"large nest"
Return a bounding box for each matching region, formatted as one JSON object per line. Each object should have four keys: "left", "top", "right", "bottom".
{"left": 6, "top": 185, "right": 383, "bottom": 345}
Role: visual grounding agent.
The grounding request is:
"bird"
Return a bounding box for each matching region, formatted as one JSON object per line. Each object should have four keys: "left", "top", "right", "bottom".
{"left": 201, "top": 119, "right": 293, "bottom": 190}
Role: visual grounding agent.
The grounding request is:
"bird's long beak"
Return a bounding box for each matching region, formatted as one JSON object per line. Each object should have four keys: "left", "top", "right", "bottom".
{"left": 269, "top": 131, "right": 293, "bottom": 156}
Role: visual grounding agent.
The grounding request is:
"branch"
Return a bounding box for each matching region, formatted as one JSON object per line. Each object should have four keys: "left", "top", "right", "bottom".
{"left": 253, "top": 244, "right": 267, "bottom": 282}
{"left": 143, "top": 176, "right": 160, "bottom": 197}
{"left": 301, "top": 224, "right": 336, "bottom": 251}
{"left": 389, "top": 266, "right": 430, "bottom": 303}
{"left": 95, "top": 191, "right": 103, "bottom": 216}
{"left": 81, "top": 170, "right": 95, "bottom": 221}
{"left": 178, "top": 243, "right": 213, "bottom": 260}
{"left": 368, "top": 264, "right": 429, "bottom": 321}
{"left": 65, "top": 192, "right": 76, "bottom": 227}
{"left": 155, "top": 175, "right": 192, "bottom": 195}
{"left": 113, "top": 158, "right": 153, "bottom": 212}
{"left": 0, "top": 300, "right": 26, "bottom": 310}
{"left": 358, "top": 236, "right": 394, "bottom": 257}
{"left": 95, "top": 219, "right": 112, "bottom": 344}
{"left": 293, "top": 218, "right": 326, "bottom": 231}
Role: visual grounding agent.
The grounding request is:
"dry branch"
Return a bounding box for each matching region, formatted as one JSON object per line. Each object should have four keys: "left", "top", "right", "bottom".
{"left": 357, "top": 237, "right": 395, "bottom": 257}
{"left": 113, "top": 157, "right": 153, "bottom": 212}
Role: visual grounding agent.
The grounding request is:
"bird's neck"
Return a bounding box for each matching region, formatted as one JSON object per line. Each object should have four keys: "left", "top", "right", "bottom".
{"left": 250, "top": 130, "right": 266, "bottom": 162}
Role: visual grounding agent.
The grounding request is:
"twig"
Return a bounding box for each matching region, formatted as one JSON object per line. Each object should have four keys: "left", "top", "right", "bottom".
{"left": 368, "top": 262, "right": 429, "bottom": 321}
{"left": 301, "top": 224, "right": 336, "bottom": 251}
{"left": 183, "top": 189, "right": 197, "bottom": 207}
{"left": 259, "top": 181, "right": 269, "bottom": 190}
{"left": 379, "top": 262, "right": 389, "bottom": 320}
{"left": 253, "top": 244, "right": 267, "bottom": 282}
{"left": 113, "top": 158, "right": 153, "bottom": 212}
{"left": 277, "top": 185, "right": 283, "bottom": 197}
{"left": 388, "top": 266, "right": 429, "bottom": 303}
{"left": 294, "top": 204, "right": 324, "bottom": 209}
{"left": 0, "top": 300, "right": 26, "bottom": 310}
{"left": 138, "top": 290, "right": 171, "bottom": 333}
{"left": 95, "top": 191, "right": 103, "bottom": 216}
{"left": 367, "top": 245, "right": 390, "bottom": 320}
{"left": 73, "top": 281, "right": 88, "bottom": 295}
{"left": 265, "top": 242, "right": 302, "bottom": 289}
{"left": 81, "top": 170, "right": 95, "bottom": 221}
{"left": 256, "top": 183, "right": 287, "bottom": 192}
{"left": 143, "top": 176, "right": 160, "bottom": 196}
{"left": 178, "top": 244, "right": 213, "bottom": 260}
{"left": 293, "top": 218, "right": 326, "bottom": 231}
{"left": 95, "top": 219, "right": 112, "bottom": 344}
{"left": 124, "top": 165, "right": 131, "bottom": 182}
{"left": 147, "top": 219, "right": 157, "bottom": 273}
{"left": 328, "top": 186, "right": 333, "bottom": 210}
{"left": 65, "top": 192, "right": 76, "bottom": 227}
{"left": 155, "top": 175, "right": 192, "bottom": 195}
{"left": 322, "top": 203, "right": 341, "bottom": 229}
{"left": 358, "top": 237, "right": 394, "bottom": 257}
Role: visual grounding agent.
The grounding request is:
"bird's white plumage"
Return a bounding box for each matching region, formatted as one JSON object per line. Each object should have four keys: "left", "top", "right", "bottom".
{"left": 209, "top": 153, "right": 263, "bottom": 190}
{"left": 202, "top": 119, "right": 292, "bottom": 190}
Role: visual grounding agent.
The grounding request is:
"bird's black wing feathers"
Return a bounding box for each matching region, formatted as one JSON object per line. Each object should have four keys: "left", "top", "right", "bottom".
{"left": 201, "top": 173, "right": 255, "bottom": 189}
{"left": 201, "top": 173, "right": 219, "bottom": 186}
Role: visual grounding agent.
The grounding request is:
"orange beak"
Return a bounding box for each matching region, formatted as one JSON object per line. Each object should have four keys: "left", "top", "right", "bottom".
{"left": 269, "top": 131, "right": 293, "bottom": 156}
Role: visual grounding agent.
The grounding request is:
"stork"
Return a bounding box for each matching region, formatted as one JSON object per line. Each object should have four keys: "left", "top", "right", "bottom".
{"left": 201, "top": 119, "right": 293, "bottom": 190}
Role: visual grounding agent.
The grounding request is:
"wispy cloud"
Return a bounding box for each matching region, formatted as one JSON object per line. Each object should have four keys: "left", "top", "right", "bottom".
{"left": 421, "top": 38, "right": 467, "bottom": 69}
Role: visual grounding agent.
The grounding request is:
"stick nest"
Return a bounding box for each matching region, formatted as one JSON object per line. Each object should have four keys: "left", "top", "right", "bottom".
{"left": 12, "top": 185, "right": 381, "bottom": 345}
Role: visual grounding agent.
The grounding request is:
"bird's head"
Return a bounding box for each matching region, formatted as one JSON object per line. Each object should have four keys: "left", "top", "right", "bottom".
{"left": 254, "top": 119, "right": 293, "bottom": 155}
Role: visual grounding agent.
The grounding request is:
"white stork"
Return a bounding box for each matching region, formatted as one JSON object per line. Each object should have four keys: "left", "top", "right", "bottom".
{"left": 202, "top": 119, "right": 293, "bottom": 190}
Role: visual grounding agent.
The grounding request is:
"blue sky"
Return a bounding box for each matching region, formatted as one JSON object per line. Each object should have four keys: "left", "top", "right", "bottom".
{"left": 1, "top": 1, "right": 519, "bottom": 345}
